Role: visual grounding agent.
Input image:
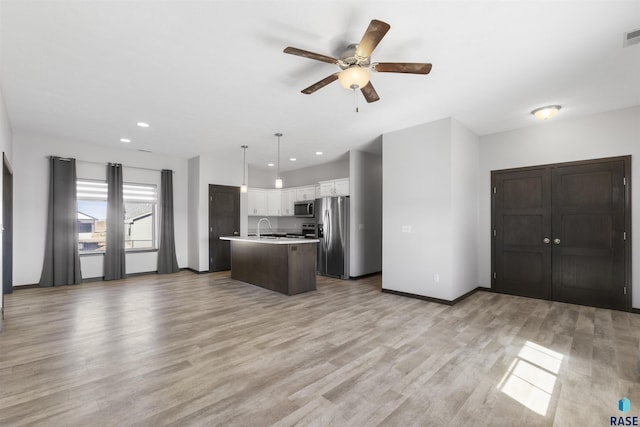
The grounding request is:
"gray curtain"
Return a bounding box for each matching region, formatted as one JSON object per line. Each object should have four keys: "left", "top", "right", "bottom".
{"left": 39, "top": 157, "right": 82, "bottom": 287}
{"left": 157, "top": 169, "right": 179, "bottom": 274}
{"left": 104, "top": 163, "right": 126, "bottom": 280}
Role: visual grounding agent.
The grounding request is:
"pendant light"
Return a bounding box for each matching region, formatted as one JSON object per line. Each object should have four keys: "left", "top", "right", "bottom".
{"left": 275, "top": 133, "right": 283, "bottom": 188}
{"left": 240, "top": 145, "right": 248, "bottom": 193}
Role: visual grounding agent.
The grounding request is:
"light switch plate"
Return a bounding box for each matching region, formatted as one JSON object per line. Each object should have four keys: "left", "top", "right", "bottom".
{"left": 401, "top": 225, "right": 411, "bottom": 233}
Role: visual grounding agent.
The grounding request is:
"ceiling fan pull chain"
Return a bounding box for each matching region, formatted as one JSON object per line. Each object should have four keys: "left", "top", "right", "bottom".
{"left": 353, "top": 87, "right": 359, "bottom": 113}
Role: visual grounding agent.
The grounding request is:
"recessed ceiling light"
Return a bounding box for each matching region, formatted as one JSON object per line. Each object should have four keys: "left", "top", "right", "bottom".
{"left": 315, "top": 151, "right": 323, "bottom": 156}
{"left": 289, "top": 158, "right": 296, "bottom": 162}
{"left": 267, "top": 163, "right": 274, "bottom": 167}
{"left": 120, "top": 138, "right": 131, "bottom": 143}
{"left": 137, "top": 122, "right": 150, "bottom": 128}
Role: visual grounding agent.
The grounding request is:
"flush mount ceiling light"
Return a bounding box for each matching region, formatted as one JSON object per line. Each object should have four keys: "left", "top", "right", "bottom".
{"left": 274, "top": 133, "right": 283, "bottom": 189}
{"left": 531, "top": 105, "right": 562, "bottom": 121}
{"left": 267, "top": 163, "right": 274, "bottom": 167}
{"left": 289, "top": 158, "right": 297, "bottom": 162}
{"left": 120, "top": 138, "right": 131, "bottom": 143}
{"left": 137, "top": 122, "right": 150, "bottom": 128}
{"left": 240, "top": 145, "right": 248, "bottom": 193}
{"left": 315, "top": 151, "right": 323, "bottom": 156}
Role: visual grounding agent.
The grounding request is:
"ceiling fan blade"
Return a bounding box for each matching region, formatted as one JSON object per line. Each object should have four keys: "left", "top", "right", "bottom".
{"left": 373, "top": 62, "right": 433, "bottom": 74}
{"left": 283, "top": 47, "right": 338, "bottom": 64}
{"left": 360, "top": 81, "right": 380, "bottom": 103}
{"left": 301, "top": 73, "right": 340, "bottom": 94}
{"left": 355, "top": 19, "right": 390, "bottom": 58}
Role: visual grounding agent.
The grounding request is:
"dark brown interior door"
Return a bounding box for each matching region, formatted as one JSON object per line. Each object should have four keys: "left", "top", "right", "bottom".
{"left": 551, "top": 160, "right": 626, "bottom": 310}
{"left": 209, "top": 185, "right": 240, "bottom": 272}
{"left": 492, "top": 156, "right": 630, "bottom": 311}
{"left": 494, "top": 168, "right": 552, "bottom": 299}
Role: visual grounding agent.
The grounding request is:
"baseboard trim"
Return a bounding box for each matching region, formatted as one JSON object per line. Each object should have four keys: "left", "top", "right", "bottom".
{"left": 631, "top": 308, "right": 640, "bottom": 315}
{"left": 186, "top": 268, "right": 210, "bottom": 274}
{"left": 13, "top": 284, "right": 39, "bottom": 290}
{"left": 381, "top": 286, "right": 484, "bottom": 306}
{"left": 349, "top": 271, "right": 382, "bottom": 280}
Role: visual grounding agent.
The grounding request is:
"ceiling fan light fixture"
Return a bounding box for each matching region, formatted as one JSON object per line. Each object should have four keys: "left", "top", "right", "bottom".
{"left": 338, "top": 66, "right": 370, "bottom": 90}
{"left": 531, "top": 105, "right": 561, "bottom": 121}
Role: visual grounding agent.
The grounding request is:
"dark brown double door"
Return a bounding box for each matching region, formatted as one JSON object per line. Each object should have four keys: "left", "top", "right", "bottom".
{"left": 492, "top": 156, "right": 630, "bottom": 311}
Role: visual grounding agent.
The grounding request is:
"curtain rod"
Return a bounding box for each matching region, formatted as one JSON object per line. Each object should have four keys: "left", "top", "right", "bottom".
{"left": 46, "top": 156, "right": 174, "bottom": 173}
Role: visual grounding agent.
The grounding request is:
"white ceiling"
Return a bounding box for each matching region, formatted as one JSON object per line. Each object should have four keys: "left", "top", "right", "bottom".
{"left": 1, "top": 1, "right": 639, "bottom": 172}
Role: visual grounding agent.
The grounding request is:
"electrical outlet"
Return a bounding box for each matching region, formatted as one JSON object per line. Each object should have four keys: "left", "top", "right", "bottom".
{"left": 401, "top": 225, "right": 412, "bottom": 233}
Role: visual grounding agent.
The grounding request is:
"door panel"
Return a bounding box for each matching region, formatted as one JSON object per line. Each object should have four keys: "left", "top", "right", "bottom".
{"left": 494, "top": 168, "right": 552, "bottom": 299}
{"left": 551, "top": 160, "right": 626, "bottom": 310}
{"left": 209, "top": 185, "right": 240, "bottom": 272}
{"left": 492, "top": 157, "right": 629, "bottom": 311}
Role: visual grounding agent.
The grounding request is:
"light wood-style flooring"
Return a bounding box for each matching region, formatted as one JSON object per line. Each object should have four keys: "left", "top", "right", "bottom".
{"left": 1, "top": 271, "right": 639, "bottom": 426}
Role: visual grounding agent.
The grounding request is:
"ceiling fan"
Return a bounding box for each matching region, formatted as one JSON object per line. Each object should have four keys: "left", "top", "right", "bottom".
{"left": 283, "top": 19, "right": 432, "bottom": 103}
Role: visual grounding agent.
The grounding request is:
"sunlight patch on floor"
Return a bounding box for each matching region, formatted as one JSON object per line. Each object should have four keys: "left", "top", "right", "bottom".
{"left": 497, "top": 340, "right": 564, "bottom": 416}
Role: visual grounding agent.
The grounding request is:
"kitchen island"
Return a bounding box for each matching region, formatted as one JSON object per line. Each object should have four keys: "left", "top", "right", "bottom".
{"left": 219, "top": 236, "right": 319, "bottom": 295}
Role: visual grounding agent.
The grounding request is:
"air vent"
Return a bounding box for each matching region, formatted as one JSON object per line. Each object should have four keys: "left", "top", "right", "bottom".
{"left": 138, "top": 149, "right": 152, "bottom": 153}
{"left": 623, "top": 28, "right": 640, "bottom": 47}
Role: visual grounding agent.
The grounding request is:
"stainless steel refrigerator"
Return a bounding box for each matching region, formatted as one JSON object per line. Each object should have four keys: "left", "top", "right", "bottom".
{"left": 315, "top": 196, "right": 349, "bottom": 279}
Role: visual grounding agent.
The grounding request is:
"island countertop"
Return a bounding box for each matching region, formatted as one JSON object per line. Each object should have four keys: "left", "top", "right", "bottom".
{"left": 220, "top": 236, "right": 319, "bottom": 245}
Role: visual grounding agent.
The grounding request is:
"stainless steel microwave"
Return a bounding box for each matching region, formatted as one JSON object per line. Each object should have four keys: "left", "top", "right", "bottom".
{"left": 294, "top": 200, "right": 315, "bottom": 218}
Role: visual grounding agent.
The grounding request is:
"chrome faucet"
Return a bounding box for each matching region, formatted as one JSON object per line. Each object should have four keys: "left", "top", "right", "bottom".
{"left": 256, "top": 218, "right": 272, "bottom": 239}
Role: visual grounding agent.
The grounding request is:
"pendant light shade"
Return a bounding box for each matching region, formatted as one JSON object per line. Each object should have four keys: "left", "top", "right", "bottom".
{"left": 240, "top": 145, "right": 248, "bottom": 193}
{"left": 275, "top": 133, "right": 283, "bottom": 188}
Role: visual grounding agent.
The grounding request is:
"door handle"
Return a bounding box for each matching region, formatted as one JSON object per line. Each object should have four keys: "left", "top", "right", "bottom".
{"left": 543, "top": 238, "right": 550, "bottom": 244}
{"left": 553, "top": 238, "right": 561, "bottom": 245}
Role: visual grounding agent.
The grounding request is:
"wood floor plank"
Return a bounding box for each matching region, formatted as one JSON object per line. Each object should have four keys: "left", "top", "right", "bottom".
{"left": 0, "top": 271, "right": 639, "bottom": 426}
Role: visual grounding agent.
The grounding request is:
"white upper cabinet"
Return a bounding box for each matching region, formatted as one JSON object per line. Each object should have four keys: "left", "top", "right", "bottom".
{"left": 296, "top": 186, "right": 316, "bottom": 201}
{"left": 281, "top": 189, "right": 296, "bottom": 216}
{"left": 249, "top": 179, "right": 348, "bottom": 216}
{"left": 318, "top": 178, "right": 349, "bottom": 197}
{"left": 247, "top": 188, "right": 268, "bottom": 216}
{"left": 267, "top": 190, "right": 282, "bottom": 216}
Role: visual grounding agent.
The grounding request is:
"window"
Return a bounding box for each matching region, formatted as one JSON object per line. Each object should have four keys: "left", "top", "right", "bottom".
{"left": 77, "top": 179, "right": 157, "bottom": 253}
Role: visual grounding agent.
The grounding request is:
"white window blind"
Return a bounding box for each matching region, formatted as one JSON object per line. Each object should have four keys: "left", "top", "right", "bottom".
{"left": 77, "top": 180, "right": 157, "bottom": 201}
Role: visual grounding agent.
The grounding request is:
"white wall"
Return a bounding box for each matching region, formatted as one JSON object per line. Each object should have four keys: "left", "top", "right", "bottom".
{"left": 383, "top": 118, "right": 455, "bottom": 300}
{"left": 451, "top": 119, "right": 480, "bottom": 298}
{"left": 382, "top": 118, "right": 480, "bottom": 301}
{"left": 478, "top": 106, "right": 640, "bottom": 308}
{"left": 0, "top": 85, "right": 13, "bottom": 319}
{"left": 12, "top": 133, "right": 189, "bottom": 285}
{"left": 349, "top": 149, "right": 382, "bottom": 277}
{"left": 280, "top": 158, "right": 349, "bottom": 187}
{"left": 192, "top": 152, "right": 246, "bottom": 272}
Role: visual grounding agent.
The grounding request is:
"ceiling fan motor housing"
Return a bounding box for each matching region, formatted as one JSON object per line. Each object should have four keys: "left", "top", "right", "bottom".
{"left": 338, "top": 44, "right": 371, "bottom": 70}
